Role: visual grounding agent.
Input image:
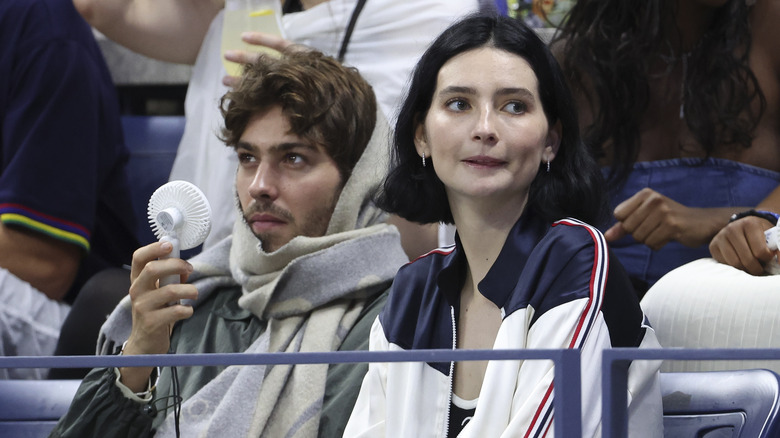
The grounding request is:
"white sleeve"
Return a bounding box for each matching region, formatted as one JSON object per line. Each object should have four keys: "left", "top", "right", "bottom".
{"left": 464, "top": 232, "right": 614, "bottom": 437}
{"left": 343, "top": 316, "right": 390, "bottom": 438}
{"left": 492, "top": 301, "right": 612, "bottom": 438}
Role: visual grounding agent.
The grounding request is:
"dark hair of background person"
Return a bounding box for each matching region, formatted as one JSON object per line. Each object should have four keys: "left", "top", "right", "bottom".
{"left": 554, "top": 0, "right": 766, "bottom": 186}
{"left": 219, "top": 49, "right": 377, "bottom": 181}
{"left": 377, "top": 13, "right": 607, "bottom": 227}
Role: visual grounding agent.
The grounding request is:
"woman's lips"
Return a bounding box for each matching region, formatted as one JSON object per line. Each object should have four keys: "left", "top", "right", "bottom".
{"left": 463, "top": 155, "right": 506, "bottom": 168}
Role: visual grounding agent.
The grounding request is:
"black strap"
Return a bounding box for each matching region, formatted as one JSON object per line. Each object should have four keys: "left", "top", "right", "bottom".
{"left": 282, "top": 0, "right": 302, "bottom": 13}
{"left": 729, "top": 209, "right": 780, "bottom": 226}
{"left": 337, "top": 0, "right": 368, "bottom": 62}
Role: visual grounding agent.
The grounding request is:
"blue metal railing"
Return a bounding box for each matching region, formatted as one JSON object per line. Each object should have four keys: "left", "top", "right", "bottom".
{"left": 2, "top": 347, "right": 779, "bottom": 437}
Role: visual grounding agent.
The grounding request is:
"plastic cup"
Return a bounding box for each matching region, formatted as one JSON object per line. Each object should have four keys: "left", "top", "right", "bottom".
{"left": 221, "top": 0, "right": 285, "bottom": 77}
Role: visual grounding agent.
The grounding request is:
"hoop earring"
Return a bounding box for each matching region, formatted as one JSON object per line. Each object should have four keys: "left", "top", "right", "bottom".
{"left": 422, "top": 152, "right": 426, "bottom": 167}
{"left": 546, "top": 159, "right": 550, "bottom": 173}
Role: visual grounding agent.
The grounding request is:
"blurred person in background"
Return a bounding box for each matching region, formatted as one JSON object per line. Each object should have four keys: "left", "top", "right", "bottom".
{"left": 554, "top": 0, "right": 780, "bottom": 294}
{"left": 0, "top": 0, "right": 138, "bottom": 379}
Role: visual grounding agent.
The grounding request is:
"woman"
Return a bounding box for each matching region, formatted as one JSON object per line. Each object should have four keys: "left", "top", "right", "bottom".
{"left": 344, "top": 13, "right": 663, "bottom": 438}
{"left": 554, "top": 0, "right": 780, "bottom": 289}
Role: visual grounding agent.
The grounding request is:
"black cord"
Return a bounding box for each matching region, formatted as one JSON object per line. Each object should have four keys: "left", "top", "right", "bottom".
{"left": 282, "top": 0, "right": 302, "bottom": 13}
{"left": 337, "top": 0, "right": 368, "bottom": 63}
{"left": 167, "top": 322, "right": 183, "bottom": 438}
{"left": 282, "top": 0, "right": 367, "bottom": 62}
{"left": 150, "top": 394, "right": 183, "bottom": 414}
{"left": 171, "top": 365, "right": 181, "bottom": 437}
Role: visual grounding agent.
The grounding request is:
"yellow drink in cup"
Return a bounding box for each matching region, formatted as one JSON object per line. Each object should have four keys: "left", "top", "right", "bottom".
{"left": 221, "top": 3, "right": 285, "bottom": 77}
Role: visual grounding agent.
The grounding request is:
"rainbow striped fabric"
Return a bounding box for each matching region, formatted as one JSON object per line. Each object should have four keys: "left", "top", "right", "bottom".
{"left": 0, "top": 203, "right": 90, "bottom": 252}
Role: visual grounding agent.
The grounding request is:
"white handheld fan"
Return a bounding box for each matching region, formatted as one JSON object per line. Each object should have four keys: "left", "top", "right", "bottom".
{"left": 148, "top": 180, "right": 212, "bottom": 289}
{"left": 766, "top": 226, "right": 779, "bottom": 251}
{"left": 764, "top": 226, "right": 780, "bottom": 275}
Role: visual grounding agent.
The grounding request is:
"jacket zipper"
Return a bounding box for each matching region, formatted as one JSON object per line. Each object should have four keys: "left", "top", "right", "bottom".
{"left": 444, "top": 305, "right": 457, "bottom": 438}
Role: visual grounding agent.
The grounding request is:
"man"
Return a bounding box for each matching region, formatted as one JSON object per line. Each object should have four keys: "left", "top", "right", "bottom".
{"left": 50, "top": 49, "right": 408, "bottom": 437}
{"left": 0, "top": 0, "right": 138, "bottom": 378}
{"left": 74, "top": 0, "right": 481, "bottom": 257}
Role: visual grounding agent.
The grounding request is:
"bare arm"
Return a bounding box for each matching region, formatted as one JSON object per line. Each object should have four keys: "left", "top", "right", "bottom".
{"left": 603, "top": 188, "right": 745, "bottom": 250}
{"left": 708, "top": 0, "right": 780, "bottom": 274}
{"left": 0, "top": 224, "right": 80, "bottom": 301}
{"left": 73, "top": 0, "right": 223, "bottom": 64}
{"left": 386, "top": 215, "right": 439, "bottom": 261}
{"left": 757, "top": 187, "right": 780, "bottom": 213}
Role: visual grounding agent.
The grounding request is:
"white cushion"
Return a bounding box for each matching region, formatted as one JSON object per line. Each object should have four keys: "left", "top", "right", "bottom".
{"left": 641, "top": 258, "right": 780, "bottom": 373}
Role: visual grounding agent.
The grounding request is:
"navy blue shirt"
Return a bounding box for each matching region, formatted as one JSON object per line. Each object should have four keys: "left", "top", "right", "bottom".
{"left": 0, "top": 0, "right": 138, "bottom": 301}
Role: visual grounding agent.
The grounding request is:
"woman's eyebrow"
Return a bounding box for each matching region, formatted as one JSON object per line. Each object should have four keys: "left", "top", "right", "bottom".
{"left": 495, "top": 87, "right": 534, "bottom": 99}
{"left": 437, "top": 86, "right": 536, "bottom": 101}
{"left": 438, "top": 85, "right": 477, "bottom": 96}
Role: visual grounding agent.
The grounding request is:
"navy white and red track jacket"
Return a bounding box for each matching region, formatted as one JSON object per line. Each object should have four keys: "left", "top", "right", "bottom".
{"left": 345, "top": 212, "right": 663, "bottom": 437}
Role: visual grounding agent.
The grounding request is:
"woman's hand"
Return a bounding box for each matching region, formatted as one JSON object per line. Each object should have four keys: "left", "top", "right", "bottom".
{"left": 710, "top": 216, "right": 778, "bottom": 275}
{"left": 603, "top": 188, "right": 729, "bottom": 250}
{"left": 221, "top": 31, "right": 301, "bottom": 87}
{"left": 120, "top": 241, "right": 197, "bottom": 392}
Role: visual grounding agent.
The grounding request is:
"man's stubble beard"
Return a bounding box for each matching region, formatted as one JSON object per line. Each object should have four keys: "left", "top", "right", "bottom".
{"left": 236, "top": 189, "right": 340, "bottom": 253}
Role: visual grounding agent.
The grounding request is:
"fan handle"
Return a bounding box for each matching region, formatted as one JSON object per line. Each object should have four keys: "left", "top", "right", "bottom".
{"left": 159, "top": 235, "right": 181, "bottom": 288}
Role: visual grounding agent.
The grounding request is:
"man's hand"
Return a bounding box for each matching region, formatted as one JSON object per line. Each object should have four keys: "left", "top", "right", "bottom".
{"left": 604, "top": 188, "right": 726, "bottom": 250}
{"left": 222, "top": 31, "right": 301, "bottom": 87}
{"left": 119, "top": 241, "right": 197, "bottom": 393}
{"left": 710, "top": 216, "right": 778, "bottom": 275}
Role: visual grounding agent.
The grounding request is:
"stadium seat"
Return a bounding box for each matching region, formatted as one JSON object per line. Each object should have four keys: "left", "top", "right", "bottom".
{"left": 121, "top": 115, "right": 184, "bottom": 246}
{"left": 661, "top": 369, "right": 780, "bottom": 437}
{"left": 0, "top": 379, "right": 81, "bottom": 437}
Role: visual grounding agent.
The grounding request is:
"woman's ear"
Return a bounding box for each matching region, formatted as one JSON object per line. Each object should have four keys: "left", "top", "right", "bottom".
{"left": 544, "top": 120, "right": 562, "bottom": 162}
{"left": 413, "top": 119, "right": 429, "bottom": 159}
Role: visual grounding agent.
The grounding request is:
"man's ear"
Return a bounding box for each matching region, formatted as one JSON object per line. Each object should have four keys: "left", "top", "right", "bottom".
{"left": 544, "top": 120, "right": 562, "bottom": 162}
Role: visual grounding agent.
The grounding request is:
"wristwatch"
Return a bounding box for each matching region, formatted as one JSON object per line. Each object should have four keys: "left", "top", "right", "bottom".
{"left": 729, "top": 209, "right": 780, "bottom": 226}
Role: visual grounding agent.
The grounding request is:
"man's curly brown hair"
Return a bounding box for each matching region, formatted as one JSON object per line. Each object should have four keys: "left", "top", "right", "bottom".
{"left": 219, "top": 49, "right": 377, "bottom": 181}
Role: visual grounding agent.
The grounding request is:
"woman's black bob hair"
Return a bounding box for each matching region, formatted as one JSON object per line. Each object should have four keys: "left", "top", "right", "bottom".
{"left": 377, "top": 13, "right": 607, "bottom": 226}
